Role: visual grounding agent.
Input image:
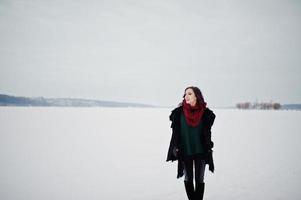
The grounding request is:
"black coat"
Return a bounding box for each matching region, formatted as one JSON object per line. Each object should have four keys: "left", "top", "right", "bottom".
{"left": 166, "top": 106, "right": 216, "bottom": 178}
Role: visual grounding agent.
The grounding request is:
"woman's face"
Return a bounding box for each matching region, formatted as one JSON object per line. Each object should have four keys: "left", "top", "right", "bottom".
{"left": 184, "top": 88, "right": 197, "bottom": 106}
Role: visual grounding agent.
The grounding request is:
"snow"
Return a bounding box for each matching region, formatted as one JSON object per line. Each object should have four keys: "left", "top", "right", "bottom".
{"left": 0, "top": 107, "right": 300, "bottom": 200}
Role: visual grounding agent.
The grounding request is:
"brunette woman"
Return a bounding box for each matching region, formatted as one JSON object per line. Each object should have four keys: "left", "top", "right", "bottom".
{"left": 166, "top": 86, "right": 216, "bottom": 200}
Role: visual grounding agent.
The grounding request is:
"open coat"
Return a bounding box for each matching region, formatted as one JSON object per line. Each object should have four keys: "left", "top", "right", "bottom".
{"left": 166, "top": 106, "right": 216, "bottom": 178}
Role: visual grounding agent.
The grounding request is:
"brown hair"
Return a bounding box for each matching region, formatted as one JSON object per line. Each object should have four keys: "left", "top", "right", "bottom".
{"left": 182, "top": 86, "right": 206, "bottom": 106}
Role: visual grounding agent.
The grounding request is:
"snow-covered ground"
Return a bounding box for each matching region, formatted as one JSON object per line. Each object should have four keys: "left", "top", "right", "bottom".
{"left": 0, "top": 107, "right": 300, "bottom": 200}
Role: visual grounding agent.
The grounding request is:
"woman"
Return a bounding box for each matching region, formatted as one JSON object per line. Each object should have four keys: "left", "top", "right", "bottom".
{"left": 166, "top": 86, "right": 216, "bottom": 200}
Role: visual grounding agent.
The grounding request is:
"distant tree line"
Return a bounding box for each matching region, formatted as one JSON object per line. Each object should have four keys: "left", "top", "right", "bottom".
{"left": 236, "top": 101, "right": 281, "bottom": 110}
{"left": 0, "top": 94, "right": 156, "bottom": 107}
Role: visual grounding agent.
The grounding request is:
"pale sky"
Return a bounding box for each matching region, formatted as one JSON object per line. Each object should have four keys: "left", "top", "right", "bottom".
{"left": 0, "top": 0, "right": 300, "bottom": 107}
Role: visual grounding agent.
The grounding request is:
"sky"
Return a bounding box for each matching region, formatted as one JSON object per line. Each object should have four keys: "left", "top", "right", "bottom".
{"left": 0, "top": 0, "right": 300, "bottom": 107}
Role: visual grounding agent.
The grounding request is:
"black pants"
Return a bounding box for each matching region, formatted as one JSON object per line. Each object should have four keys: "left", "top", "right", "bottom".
{"left": 183, "top": 154, "right": 206, "bottom": 183}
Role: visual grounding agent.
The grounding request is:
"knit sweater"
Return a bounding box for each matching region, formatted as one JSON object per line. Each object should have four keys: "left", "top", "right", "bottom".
{"left": 180, "top": 112, "right": 204, "bottom": 157}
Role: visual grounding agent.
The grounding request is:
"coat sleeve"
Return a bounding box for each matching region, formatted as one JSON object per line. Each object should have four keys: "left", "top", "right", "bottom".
{"left": 166, "top": 110, "right": 180, "bottom": 162}
{"left": 203, "top": 111, "right": 216, "bottom": 150}
{"left": 203, "top": 110, "right": 216, "bottom": 173}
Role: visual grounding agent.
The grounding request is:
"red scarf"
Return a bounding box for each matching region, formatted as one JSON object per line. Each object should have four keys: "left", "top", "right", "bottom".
{"left": 182, "top": 100, "right": 206, "bottom": 127}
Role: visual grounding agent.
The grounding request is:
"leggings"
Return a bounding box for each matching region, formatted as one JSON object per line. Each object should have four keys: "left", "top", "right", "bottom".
{"left": 183, "top": 154, "right": 206, "bottom": 183}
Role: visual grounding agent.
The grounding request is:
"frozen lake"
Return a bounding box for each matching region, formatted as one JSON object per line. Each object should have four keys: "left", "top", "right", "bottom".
{"left": 0, "top": 107, "right": 300, "bottom": 200}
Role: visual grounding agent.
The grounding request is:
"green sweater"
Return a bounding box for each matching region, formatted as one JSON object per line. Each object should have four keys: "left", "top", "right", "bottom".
{"left": 180, "top": 112, "right": 204, "bottom": 156}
